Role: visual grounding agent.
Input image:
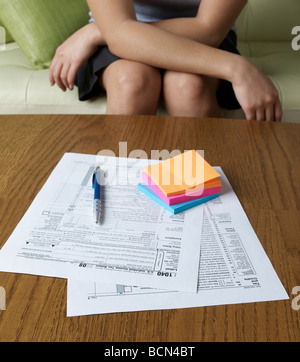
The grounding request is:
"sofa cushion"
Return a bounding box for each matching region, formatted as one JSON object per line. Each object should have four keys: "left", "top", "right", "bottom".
{"left": 0, "top": 0, "right": 89, "bottom": 69}
{"left": 237, "top": 40, "right": 300, "bottom": 112}
{"left": 236, "top": 0, "right": 300, "bottom": 42}
{"left": 0, "top": 42, "right": 107, "bottom": 114}
{"left": 234, "top": 0, "right": 300, "bottom": 123}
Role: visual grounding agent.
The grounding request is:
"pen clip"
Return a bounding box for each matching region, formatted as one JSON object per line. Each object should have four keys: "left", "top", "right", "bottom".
{"left": 92, "top": 166, "right": 101, "bottom": 188}
{"left": 92, "top": 170, "right": 96, "bottom": 188}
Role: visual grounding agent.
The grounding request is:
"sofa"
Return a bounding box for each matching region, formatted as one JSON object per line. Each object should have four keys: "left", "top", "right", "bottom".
{"left": 0, "top": 0, "right": 299, "bottom": 123}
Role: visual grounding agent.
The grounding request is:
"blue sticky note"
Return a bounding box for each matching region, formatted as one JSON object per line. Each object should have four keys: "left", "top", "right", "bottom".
{"left": 138, "top": 183, "right": 219, "bottom": 214}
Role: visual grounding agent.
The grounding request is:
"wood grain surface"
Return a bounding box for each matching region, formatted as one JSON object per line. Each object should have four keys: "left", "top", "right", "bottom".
{"left": 0, "top": 114, "right": 299, "bottom": 342}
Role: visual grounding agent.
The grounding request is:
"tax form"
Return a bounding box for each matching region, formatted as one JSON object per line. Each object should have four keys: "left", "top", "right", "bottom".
{"left": 0, "top": 153, "right": 202, "bottom": 292}
{"left": 67, "top": 167, "right": 289, "bottom": 316}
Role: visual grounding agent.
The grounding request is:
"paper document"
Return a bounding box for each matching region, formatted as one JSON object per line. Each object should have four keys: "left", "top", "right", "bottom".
{"left": 67, "top": 167, "right": 289, "bottom": 316}
{"left": 0, "top": 153, "right": 203, "bottom": 292}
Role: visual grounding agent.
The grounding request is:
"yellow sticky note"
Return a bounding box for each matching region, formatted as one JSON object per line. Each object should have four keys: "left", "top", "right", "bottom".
{"left": 145, "top": 150, "right": 221, "bottom": 197}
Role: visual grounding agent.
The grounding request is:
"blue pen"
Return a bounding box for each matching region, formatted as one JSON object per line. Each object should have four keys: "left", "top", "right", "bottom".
{"left": 92, "top": 166, "right": 102, "bottom": 224}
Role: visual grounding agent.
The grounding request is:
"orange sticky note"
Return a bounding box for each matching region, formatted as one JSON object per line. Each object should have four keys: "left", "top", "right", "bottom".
{"left": 145, "top": 150, "right": 221, "bottom": 197}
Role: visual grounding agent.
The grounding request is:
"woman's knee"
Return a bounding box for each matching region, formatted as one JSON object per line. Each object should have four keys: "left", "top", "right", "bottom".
{"left": 117, "top": 63, "right": 160, "bottom": 97}
{"left": 163, "top": 71, "right": 220, "bottom": 117}
{"left": 102, "top": 60, "right": 161, "bottom": 112}
{"left": 164, "top": 72, "right": 217, "bottom": 100}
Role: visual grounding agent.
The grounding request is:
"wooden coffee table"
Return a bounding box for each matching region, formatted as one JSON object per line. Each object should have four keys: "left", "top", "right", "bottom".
{"left": 0, "top": 114, "right": 299, "bottom": 342}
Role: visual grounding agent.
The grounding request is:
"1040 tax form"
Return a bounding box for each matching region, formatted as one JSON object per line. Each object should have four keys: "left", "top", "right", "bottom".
{"left": 0, "top": 153, "right": 203, "bottom": 292}
{"left": 66, "top": 167, "right": 289, "bottom": 317}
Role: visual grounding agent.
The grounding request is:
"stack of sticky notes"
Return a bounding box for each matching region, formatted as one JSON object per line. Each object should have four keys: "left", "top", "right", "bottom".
{"left": 138, "top": 150, "right": 221, "bottom": 214}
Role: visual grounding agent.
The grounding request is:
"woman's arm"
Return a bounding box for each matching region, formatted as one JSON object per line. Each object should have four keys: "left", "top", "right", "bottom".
{"left": 49, "top": 22, "right": 105, "bottom": 91}
{"left": 150, "top": 0, "right": 247, "bottom": 47}
{"left": 88, "top": 0, "right": 238, "bottom": 81}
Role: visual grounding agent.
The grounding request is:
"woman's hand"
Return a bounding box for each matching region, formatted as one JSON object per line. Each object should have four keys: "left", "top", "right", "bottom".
{"left": 49, "top": 23, "right": 104, "bottom": 91}
{"left": 232, "top": 57, "right": 282, "bottom": 122}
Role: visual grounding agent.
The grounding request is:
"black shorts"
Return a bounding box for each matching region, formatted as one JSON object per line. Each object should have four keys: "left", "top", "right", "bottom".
{"left": 75, "top": 29, "right": 240, "bottom": 110}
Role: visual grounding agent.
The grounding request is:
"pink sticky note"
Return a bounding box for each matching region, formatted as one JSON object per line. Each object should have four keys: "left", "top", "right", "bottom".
{"left": 142, "top": 172, "right": 221, "bottom": 206}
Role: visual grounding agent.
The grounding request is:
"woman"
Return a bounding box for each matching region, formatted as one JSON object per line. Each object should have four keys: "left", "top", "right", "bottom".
{"left": 49, "top": 0, "right": 282, "bottom": 121}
